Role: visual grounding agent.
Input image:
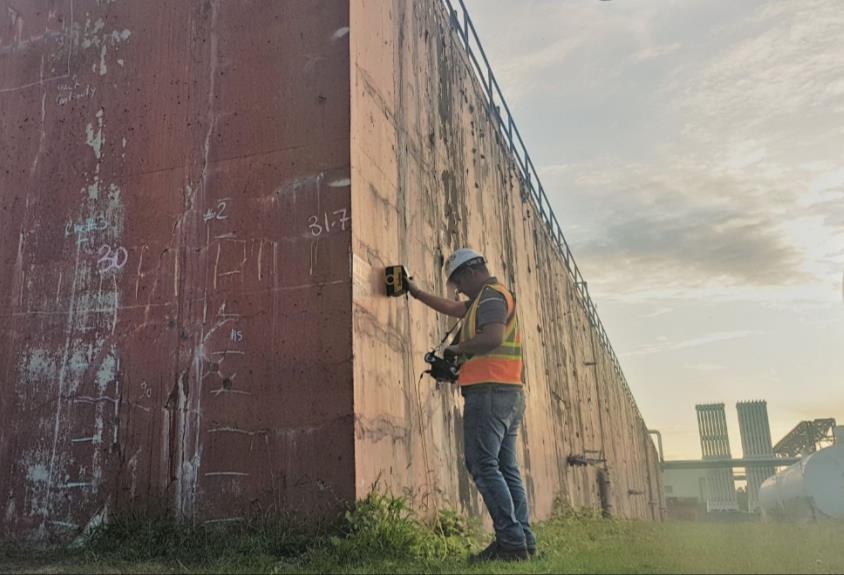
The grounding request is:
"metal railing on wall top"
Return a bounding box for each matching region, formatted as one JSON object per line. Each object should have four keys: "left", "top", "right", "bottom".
{"left": 440, "top": 0, "right": 643, "bottom": 422}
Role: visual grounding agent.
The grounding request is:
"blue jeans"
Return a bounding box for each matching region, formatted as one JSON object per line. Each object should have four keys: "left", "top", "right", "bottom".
{"left": 463, "top": 387, "right": 536, "bottom": 550}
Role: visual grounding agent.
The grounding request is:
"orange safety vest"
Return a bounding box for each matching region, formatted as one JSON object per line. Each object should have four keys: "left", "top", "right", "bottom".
{"left": 458, "top": 282, "right": 523, "bottom": 387}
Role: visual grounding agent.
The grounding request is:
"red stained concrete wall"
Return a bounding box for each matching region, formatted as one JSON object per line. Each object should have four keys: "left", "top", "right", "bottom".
{"left": 1, "top": 0, "right": 662, "bottom": 543}
{"left": 1, "top": 0, "right": 353, "bottom": 542}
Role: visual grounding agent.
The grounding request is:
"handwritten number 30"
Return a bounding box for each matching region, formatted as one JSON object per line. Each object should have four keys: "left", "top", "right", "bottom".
{"left": 97, "top": 245, "right": 128, "bottom": 273}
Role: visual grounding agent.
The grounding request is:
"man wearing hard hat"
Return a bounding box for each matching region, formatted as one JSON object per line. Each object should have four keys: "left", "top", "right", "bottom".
{"left": 407, "top": 249, "right": 535, "bottom": 562}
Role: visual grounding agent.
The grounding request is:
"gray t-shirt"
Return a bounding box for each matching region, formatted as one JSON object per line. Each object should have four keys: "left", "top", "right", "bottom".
{"left": 465, "top": 285, "right": 508, "bottom": 329}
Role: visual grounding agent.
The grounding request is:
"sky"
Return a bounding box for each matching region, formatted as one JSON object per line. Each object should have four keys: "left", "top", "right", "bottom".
{"left": 464, "top": 0, "right": 844, "bottom": 460}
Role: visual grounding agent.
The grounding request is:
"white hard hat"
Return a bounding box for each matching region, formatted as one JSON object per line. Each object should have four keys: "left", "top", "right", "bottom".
{"left": 444, "top": 248, "right": 485, "bottom": 280}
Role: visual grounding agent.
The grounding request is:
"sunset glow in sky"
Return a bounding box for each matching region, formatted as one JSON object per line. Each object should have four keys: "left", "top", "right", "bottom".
{"left": 466, "top": 0, "right": 844, "bottom": 459}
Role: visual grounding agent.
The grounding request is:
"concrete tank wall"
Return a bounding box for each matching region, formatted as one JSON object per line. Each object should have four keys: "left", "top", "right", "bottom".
{"left": 349, "top": 0, "right": 662, "bottom": 522}
{"left": 1, "top": 0, "right": 354, "bottom": 542}
{"left": 1, "top": 0, "right": 662, "bottom": 543}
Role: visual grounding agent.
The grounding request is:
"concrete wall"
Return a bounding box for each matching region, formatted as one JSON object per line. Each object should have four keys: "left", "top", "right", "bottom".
{"left": 1, "top": 0, "right": 662, "bottom": 543}
{"left": 1, "top": 0, "right": 353, "bottom": 542}
{"left": 350, "top": 0, "right": 662, "bottom": 522}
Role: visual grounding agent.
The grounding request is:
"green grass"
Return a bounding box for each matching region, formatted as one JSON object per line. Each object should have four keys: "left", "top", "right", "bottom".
{"left": 3, "top": 495, "right": 844, "bottom": 574}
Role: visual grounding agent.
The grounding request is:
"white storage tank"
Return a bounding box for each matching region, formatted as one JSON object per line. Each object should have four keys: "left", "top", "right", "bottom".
{"left": 759, "top": 427, "right": 844, "bottom": 521}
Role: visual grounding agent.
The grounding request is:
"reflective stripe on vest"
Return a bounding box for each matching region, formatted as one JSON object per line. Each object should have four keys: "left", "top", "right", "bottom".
{"left": 458, "top": 283, "right": 523, "bottom": 387}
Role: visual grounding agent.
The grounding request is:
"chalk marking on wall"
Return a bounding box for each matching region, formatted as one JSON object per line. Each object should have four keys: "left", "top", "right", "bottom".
{"left": 47, "top": 520, "right": 79, "bottom": 529}
{"left": 202, "top": 365, "right": 236, "bottom": 383}
{"left": 203, "top": 199, "right": 230, "bottom": 222}
{"left": 204, "top": 472, "right": 250, "bottom": 477}
{"left": 181, "top": 18, "right": 221, "bottom": 510}
{"left": 213, "top": 243, "right": 222, "bottom": 290}
{"left": 331, "top": 27, "right": 349, "bottom": 40}
{"left": 208, "top": 427, "right": 264, "bottom": 436}
{"left": 31, "top": 58, "right": 48, "bottom": 175}
{"left": 257, "top": 240, "right": 264, "bottom": 281}
{"left": 309, "top": 239, "right": 318, "bottom": 277}
{"left": 8, "top": 307, "right": 133, "bottom": 318}
{"left": 0, "top": 0, "right": 74, "bottom": 94}
{"left": 110, "top": 275, "right": 119, "bottom": 334}
{"left": 61, "top": 482, "right": 94, "bottom": 489}
{"left": 65, "top": 216, "right": 109, "bottom": 238}
{"left": 57, "top": 76, "right": 97, "bottom": 106}
{"left": 73, "top": 395, "right": 118, "bottom": 406}
{"left": 209, "top": 387, "right": 252, "bottom": 397}
{"left": 96, "top": 244, "right": 128, "bottom": 273}
{"left": 213, "top": 240, "right": 249, "bottom": 288}
{"left": 134, "top": 245, "right": 147, "bottom": 300}
{"left": 44, "top": 233, "right": 85, "bottom": 517}
{"left": 8, "top": 6, "right": 24, "bottom": 44}
{"left": 110, "top": 355, "right": 120, "bottom": 445}
{"left": 15, "top": 231, "right": 25, "bottom": 310}
{"left": 204, "top": 517, "right": 245, "bottom": 524}
{"left": 303, "top": 54, "right": 325, "bottom": 74}
{"left": 174, "top": 248, "right": 180, "bottom": 297}
{"left": 307, "top": 209, "right": 350, "bottom": 237}
{"left": 5, "top": 280, "right": 345, "bottom": 321}
{"left": 274, "top": 172, "right": 325, "bottom": 197}
{"left": 329, "top": 178, "right": 351, "bottom": 188}
{"left": 201, "top": 313, "right": 235, "bottom": 346}
{"left": 71, "top": 437, "right": 95, "bottom": 444}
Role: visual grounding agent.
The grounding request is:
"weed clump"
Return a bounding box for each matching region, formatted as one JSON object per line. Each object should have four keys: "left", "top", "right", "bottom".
{"left": 323, "top": 492, "right": 473, "bottom": 564}
{"left": 85, "top": 513, "right": 318, "bottom": 566}
{"left": 80, "top": 491, "right": 474, "bottom": 569}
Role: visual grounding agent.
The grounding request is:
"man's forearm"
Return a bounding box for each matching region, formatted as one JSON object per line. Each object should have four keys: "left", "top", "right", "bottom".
{"left": 457, "top": 337, "right": 496, "bottom": 356}
{"left": 453, "top": 326, "right": 504, "bottom": 355}
{"left": 410, "top": 287, "right": 466, "bottom": 318}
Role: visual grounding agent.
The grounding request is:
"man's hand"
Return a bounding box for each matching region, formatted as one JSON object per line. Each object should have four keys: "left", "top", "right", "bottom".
{"left": 446, "top": 344, "right": 462, "bottom": 356}
{"left": 407, "top": 277, "right": 421, "bottom": 299}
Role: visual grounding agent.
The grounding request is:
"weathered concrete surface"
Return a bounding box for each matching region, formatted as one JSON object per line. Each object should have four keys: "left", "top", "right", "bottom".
{"left": 1, "top": 0, "right": 661, "bottom": 544}
{"left": 350, "top": 0, "right": 663, "bottom": 521}
{"left": 1, "top": 0, "right": 353, "bottom": 542}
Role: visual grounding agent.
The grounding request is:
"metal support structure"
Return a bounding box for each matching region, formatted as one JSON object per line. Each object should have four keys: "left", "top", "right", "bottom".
{"left": 648, "top": 430, "right": 665, "bottom": 463}
{"left": 773, "top": 418, "right": 838, "bottom": 458}
{"left": 736, "top": 400, "right": 775, "bottom": 511}
{"left": 695, "top": 404, "right": 738, "bottom": 511}
{"left": 661, "top": 457, "right": 799, "bottom": 470}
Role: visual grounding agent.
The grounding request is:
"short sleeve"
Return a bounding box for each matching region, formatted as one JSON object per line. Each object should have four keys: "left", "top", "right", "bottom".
{"left": 475, "top": 290, "right": 508, "bottom": 328}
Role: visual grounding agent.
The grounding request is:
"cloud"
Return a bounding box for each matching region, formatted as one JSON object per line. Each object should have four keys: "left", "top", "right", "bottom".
{"left": 632, "top": 42, "right": 681, "bottom": 62}
{"left": 673, "top": 0, "right": 844, "bottom": 149}
{"left": 465, "top": 0, "right": 844, "bottom": 461}
{"left": 620, "top": 330, "right": 763, "bottom": 358}
{"left": 526, "top": 0, "right": 844, "bottom": 304}
{"left": 683, "top": 362, "right": 727, "bottom": 372}
{"left": 550, "top": 159, "right": 807, "bottom": 292}
{"left": 642, "top": 307, "right": 673, "bottom": 319}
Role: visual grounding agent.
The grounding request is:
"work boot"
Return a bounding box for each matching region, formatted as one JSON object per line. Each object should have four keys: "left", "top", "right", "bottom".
{"left": 469, "top": 541, "right": 529, "bottom": 563}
